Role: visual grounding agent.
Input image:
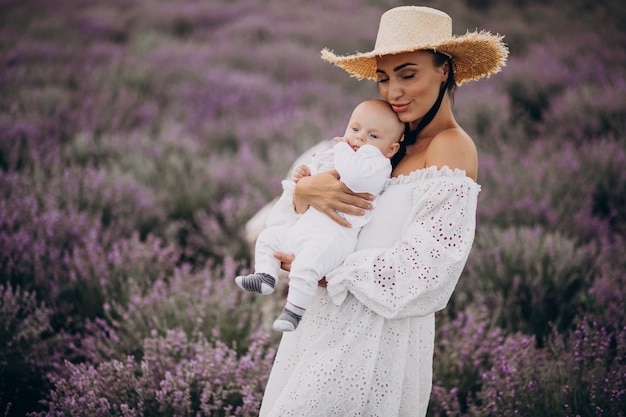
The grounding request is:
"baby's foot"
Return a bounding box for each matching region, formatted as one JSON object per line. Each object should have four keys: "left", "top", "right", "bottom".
{"left": 235, "top": 273, "right": 276, "bottom": 295}
{"left": 272, "top": 306, "right": 304, "bottom": 332}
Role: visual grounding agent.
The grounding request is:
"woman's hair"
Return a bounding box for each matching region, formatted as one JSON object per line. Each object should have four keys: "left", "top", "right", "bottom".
{"left": 390, "top": 50, "right": 456, "bottom": 169}
{"left": 430, "top": 51, "right": 456, "bottom": 99}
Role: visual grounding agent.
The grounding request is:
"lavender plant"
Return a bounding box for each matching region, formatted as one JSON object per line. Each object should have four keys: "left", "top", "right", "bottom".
{"left": 0, "top": 169, "right": 178, "bottom": 318}
{"left": 585, "top": 233, "right": 626, "bottom": 330}
{"left": 452, "top": 226, "right": 598, "bottom": 344}
{"left": 477, "top": 136, "right": 626, "bottom": 244}
{"left": 0, "top": 284, "right": 72, "bottom": 417}
{"left": 469, "top": 318, "right": 626, "bottom": 417}
{"left": 430, "top": 307, "right": 507, "bottom": 414}
{"left": 36, "top": 329, "right": 276, "bottom": 417}
{"left": 430, "top": 311, "right": 626, "bottom": 416}
{"left": 498, "top": 30, "right": 626, "bottom": 140}
{"left": 79, "top": 260, "right": 281, "bottom": 364}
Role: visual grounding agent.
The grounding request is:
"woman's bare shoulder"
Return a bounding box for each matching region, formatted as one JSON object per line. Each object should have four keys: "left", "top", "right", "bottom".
{"left": 425, "top": 128, "right": 478, "bottom": 180}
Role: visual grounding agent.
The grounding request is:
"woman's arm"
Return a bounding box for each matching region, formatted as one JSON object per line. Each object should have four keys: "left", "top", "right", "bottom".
{"left": 294, "top": 170, "right": 374, "bottom": 228}
{"left": 326, "top": 171, "right": 480, "bottom": 319}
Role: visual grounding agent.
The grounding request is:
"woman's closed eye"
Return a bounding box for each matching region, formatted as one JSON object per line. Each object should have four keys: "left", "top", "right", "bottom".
{"left": 376, "top": 72, "right": 389, "bottom": 84}
{"left": 398, "top": 69, "right": 417, "bottom": 80}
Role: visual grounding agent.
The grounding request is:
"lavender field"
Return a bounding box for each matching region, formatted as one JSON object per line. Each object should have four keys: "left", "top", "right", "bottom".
{"left": 1, "top": 0, "right": 625, "bottom": 415}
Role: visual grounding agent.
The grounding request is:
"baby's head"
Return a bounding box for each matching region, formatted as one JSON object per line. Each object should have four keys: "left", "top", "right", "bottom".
{"left": 343, "top": 99, "right": 404, "bottom": 158}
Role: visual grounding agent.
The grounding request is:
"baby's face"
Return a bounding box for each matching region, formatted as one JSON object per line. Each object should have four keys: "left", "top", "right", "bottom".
{"left": 343, "top": 101, "right": 403, "bottom": 158}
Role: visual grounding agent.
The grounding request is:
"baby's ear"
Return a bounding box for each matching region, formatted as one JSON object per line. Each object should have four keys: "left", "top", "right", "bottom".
{"left": 387, "top": 142, "right": 401, "bottom": 158}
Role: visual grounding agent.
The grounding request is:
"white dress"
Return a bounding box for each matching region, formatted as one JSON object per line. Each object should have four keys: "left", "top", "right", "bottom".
{"left": 259, "top": 166, "right": 480, "bottom": 417}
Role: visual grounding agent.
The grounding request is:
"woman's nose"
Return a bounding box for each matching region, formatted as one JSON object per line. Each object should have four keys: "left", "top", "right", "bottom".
{"left": 388, "top": 80, "right": 403, "bottom": 100}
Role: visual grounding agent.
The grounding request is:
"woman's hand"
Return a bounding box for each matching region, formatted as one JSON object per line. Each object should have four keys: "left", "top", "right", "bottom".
{"left": 274, "top": 251, "right": 295, "bottom": 272}
{"left": 293, "top": 169, "right": 373, "bottom": 227}
{"left": 274, "top": 251, "right": 327, "bottom": 287}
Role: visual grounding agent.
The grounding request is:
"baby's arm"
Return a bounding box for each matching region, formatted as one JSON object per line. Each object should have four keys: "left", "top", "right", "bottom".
{"left": 293, "top": 138, "right": 344, "bottom": 182}
{"left": 292, "top": 164, "right": 311, "bottom": 183}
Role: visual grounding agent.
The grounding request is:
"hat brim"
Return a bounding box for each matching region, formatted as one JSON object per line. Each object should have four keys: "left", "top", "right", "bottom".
{"left": 321, "top": 30, "right": 508, "bottom": 85}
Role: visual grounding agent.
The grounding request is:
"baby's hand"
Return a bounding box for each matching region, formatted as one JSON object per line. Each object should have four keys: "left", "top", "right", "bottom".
{"left": 334, "top": 136, "right": 348, "bottom": 143}
{"left": 292, "top": 164, "right": 311, "bottom": 183}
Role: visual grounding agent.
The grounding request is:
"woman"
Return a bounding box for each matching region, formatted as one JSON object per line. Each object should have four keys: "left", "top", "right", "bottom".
{"left": 258, "top": 6, "right": 508, "bottom": 417}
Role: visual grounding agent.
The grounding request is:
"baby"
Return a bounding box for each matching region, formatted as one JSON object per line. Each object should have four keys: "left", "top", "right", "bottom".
{"left": 236, "top": 99, "right": 403, "bottom": 331}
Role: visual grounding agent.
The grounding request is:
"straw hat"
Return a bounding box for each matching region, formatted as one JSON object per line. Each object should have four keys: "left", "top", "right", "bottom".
{"left": 321, "top": 6, "right": 508, "bottom": 85}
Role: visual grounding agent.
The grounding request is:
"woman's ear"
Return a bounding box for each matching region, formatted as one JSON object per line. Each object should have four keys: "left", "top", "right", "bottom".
{"left": 441, "top": 60, "right": 450, "bottom": 83}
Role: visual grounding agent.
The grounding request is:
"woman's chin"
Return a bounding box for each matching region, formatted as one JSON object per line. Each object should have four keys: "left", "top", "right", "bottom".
{"left": 397, "top": 113, "right": 414, "bottom": 124}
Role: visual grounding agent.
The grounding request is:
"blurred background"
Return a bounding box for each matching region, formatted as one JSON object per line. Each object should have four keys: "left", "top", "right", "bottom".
{"left": 1, "top": 0, "right": 625, "bottom": 415}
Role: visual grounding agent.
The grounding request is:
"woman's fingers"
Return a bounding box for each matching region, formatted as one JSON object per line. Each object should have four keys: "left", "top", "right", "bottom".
{"left": 274, "top": 251, "right": 295, "bottom": 272}
{"left": 294, "top": 171, "right": 373, "bottom": 226}
{"left": 324, "top": 208, "right": 352, "bottom": 228}
{"left": 338, "top": 191, "right": 374, "bottom": 213}
{"left": 325, "top": 187, "right": 373, "bottom": 226}
{"left": 273, "top": 252, "right": 326, "bottom": 287}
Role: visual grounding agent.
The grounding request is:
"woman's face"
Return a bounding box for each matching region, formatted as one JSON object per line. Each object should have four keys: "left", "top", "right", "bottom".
{"left": 376, "top": 51, "right": 448, "bottom": 128}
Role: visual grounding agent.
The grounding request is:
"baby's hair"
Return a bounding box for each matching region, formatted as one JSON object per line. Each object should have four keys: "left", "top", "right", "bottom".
{"left": 369, "top": 99, "right": 404, "bottom": 143}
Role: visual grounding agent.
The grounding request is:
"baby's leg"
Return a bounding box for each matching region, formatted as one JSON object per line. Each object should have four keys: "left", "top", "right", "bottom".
{"left": 235, "top": 225, "right": 288, "bottom": 295}
{"left": 272, "top": 302, "right": 306, "bottom": 332}
{"left": 235, "top": 272, "right": 276, "bottom": 295}
{"left": 272, "top": 232, "right": 354, "bottom": 332}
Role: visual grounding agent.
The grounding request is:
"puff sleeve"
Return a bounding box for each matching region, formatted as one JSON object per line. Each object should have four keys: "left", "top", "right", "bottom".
{"left": 326, "top": 170, "right": 480, "bottom": 319}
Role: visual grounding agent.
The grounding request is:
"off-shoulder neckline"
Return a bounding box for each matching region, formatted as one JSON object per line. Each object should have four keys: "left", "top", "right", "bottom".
{"left": 388, "top": 165, "right": 479, "bottom": 186}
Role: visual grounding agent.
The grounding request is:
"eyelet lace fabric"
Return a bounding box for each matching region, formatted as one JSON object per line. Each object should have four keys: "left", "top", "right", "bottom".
{"left": 259, "top": 166, "right": 480, "bottom": 417}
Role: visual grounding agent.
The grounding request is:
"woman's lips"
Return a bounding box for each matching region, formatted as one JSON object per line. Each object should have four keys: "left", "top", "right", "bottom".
{"left": 391, "top": 103, "right": 410, "bottom": 113}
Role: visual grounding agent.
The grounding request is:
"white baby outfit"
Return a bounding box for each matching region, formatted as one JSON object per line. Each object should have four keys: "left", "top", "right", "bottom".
{"left": 255, "top": 141, "right": 392, "bottom": 310}
{"left": 259, "top": 166, "right": 480, "bottom": 417}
